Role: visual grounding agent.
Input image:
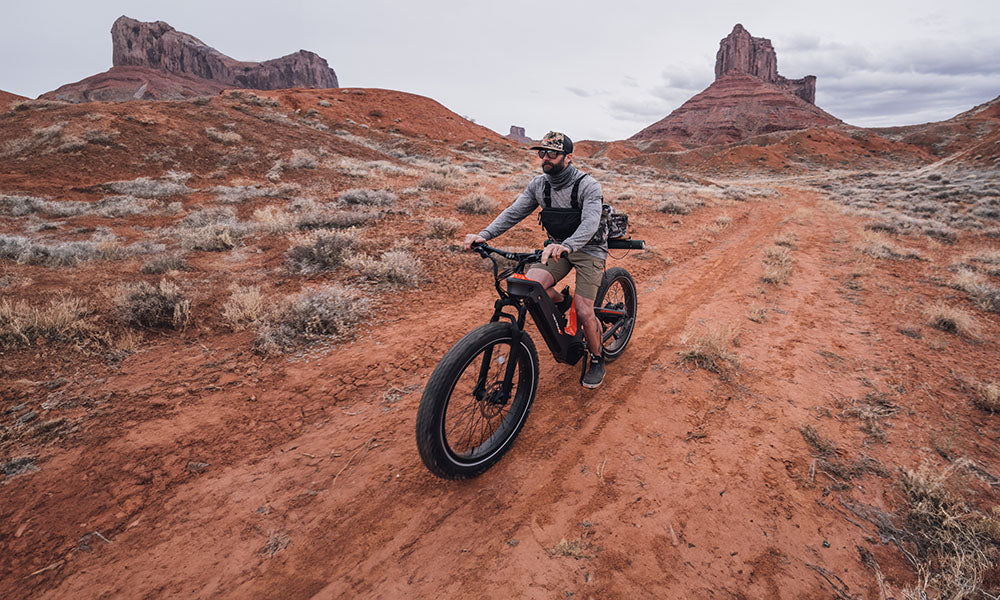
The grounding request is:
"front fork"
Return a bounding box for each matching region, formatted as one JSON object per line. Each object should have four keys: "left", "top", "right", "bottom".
{"left": 473, "top": 299, "right": 528, "bottom": 404}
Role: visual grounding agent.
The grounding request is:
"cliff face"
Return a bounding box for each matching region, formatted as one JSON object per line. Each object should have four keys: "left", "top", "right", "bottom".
{"left": 110, "top": 16, "right": 338, "bottom": 89}
{"left": 41, "top": 16, "right": 338, "bottom": 103}
{"left": 715, "top": 24, "right": 815, "bottom": 105}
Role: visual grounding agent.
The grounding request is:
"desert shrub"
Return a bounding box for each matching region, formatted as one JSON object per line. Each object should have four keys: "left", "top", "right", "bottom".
{"left": 423, "top": 216, "right": 462, "bottom": 239}
{"left": 773, "top": 233, "right": 797, "bottom": 248}
{"left": 1, "top": 195, "right": 88, "bottom": 217}
{"left": 141, "top": 254, "right": 192, "bottom": 274}
{"left": 114, "top": 279, "right": 191, "bottom": 329}
{"left": 179, "top": 206, "right": 237, "bottom": 228}
{"left": 347, "top": 250, "right": 423, "bottom": 287}
{"left": 898, "top": 461, "right": 999, "bottom": 599}
{"left": 205, "top": 127, "right": 242, "bottom": 145}
{"left": 971, "top": 382, "right": 1000, "bottom": 413}
{"left": 657, "top": 198, "right": 690, "bottom": 215}
{"left": 222, "top": 285, "right": 265, "bottom": 330}
{"left": 0, "top": 296, "right": 93, "bottom": 347}
{"left": 83, "top": 129, "right": 118, "bottom": 145}
{"left": 337, "top": 188, "right": 397, "bottom": 207}
{"left": 747, "top": 303, "right": 767, "bottom": 323}
{"left": 254, "top": 284, "right": 370, "bottom": 354}
{"left": 103, "top": 173, "right": 192, "bottom": 198}
{"left": 181, "top": 225, "right": 240, "bottom": 251}
{"left": 212, "top": 183, "right": 296, "bottom": 204}
{"left": 457, "top": 193, "right": 498, "bottom": 215}
{"left": 94, "top": 195, "right": 157, "bottom": 218}
{"left": 760, "top": 245, "right": 793, "bottom": 284}
{"left": 287, "top": 149, "right": 318, "bottom": 169}
{"left": 418, "top": 173, "right": 448, "bottom": 190}
{"left": 226, "top": 91, "right": 279, "bottom": 107}
{"left": 965, "top": 249, "right": 1000, "bottom": 275}
{"left": 856, "top": 231, "right": 923, "bottom": 260}
{"left": 950, "top": 269, "right": 1000, "bottom": 313}
{"left": 0, "top": 234, "right": 120, "bottom": 266}
{"left": 286, "top": 229, "right": 360, "bottom": 274}
{"left": 10, "top": 99, "right": 70, "bottom": 112}
{"left": 923, "top": 302, "right": 980, "bottom": 338}
{"left": 723, "top": 186, "right": 777, "bottom": 201}
{"left": 677, "top": 322, "right": 739, "bottom": 372}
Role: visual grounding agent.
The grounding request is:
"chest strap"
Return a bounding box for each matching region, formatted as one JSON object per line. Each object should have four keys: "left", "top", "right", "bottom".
{"left": 542, "top": 174, "right": 588, "bottom": 209}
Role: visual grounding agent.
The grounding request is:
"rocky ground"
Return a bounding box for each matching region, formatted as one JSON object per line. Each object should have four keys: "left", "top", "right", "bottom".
{"left": 1, "top": 89, "right": 998, "bottom": 599}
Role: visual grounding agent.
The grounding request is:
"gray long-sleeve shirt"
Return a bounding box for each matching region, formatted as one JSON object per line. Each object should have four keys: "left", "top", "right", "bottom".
{"left": 478, "top": 166, "right": 607, "bottom": 260}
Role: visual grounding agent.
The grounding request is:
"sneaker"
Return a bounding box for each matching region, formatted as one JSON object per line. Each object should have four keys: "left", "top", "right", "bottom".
{"left": 582, "top": 355, "right": 606, "bottom": 389}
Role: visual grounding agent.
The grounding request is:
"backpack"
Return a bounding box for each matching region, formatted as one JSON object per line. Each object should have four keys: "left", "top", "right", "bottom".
{"left": 539, "top": 174, "right": 630, "bottom": 244}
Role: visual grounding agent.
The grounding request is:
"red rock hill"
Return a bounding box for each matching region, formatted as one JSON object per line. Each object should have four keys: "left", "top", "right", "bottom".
{"left": 630, "top": 73, "right": 840, "bottom": 147}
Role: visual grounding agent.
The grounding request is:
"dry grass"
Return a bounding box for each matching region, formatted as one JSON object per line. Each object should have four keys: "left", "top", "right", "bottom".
{"left": 923, "top": 302, "right": 980, "bottom": 338}
{"left": 898, "top": 461, "right": 999, "bottom": 599}
{"left": 286, "top": 229, "right": 360, "bottom": 274}
{"left": 337, "top": 189, "right": 397, "bottom": 207}
{"left": 747, "top": 303, "right": 768, "bottom": 323}
{"left": 423, "top": 216, "right": 462, "bottom": 239}
{"left": 254, "top": 284, "right": 370, "bottom": 354}
{"left": 656, "top": 198, "right": 690, "bottom": 215}
{"left": 970, "top": 381, "right": 1000, "bottom": 413}
{"left": 205, "top": 127, "right": 242, "bottom": 146}
{"left": 418, "top": 173, "right": 448, "bottom": 190}
{"left": 677, "top": 322, "right": 739, "bottom": 372}
{"left": 114, "top": 279, "right": 191, "bottom": 329}
{"left": 0, "top": 297, "right": 93, "bottom": 347}
{"left": 856, "top": 230, "right": 924, "bottom": 260}
{"left": 549, "top": 537, "right": 595, "bottom": 559}
{"left": 799, "top": 425, "right": 837, "bottom": 456}
{"left": 457, "top": 193, "right": 498, "bottom": 215}
{"left": 141, "top": 254, "right": 192, "bottom": 274}
{"left": 222, "top": 285, "right": 264, "bottom": 330}
{"left": 347, "top": 250, "right": 423, "bottom": 287}
{"left": 760, "top": 245, "right": 793, "bottom": 285}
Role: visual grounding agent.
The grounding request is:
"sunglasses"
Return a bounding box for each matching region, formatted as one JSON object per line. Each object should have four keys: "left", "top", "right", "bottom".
{"left": 537, "top": 149, "right": 563, "bottom": 159}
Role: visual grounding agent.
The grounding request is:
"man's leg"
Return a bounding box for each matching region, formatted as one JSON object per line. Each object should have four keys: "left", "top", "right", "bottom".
{"left": 573, "top": 294, "right": 602, "bottom": 356}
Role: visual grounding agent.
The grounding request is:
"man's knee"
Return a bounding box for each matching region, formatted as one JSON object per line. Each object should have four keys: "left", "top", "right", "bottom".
{"left": 574, "top": 296, "right": 597, "bottom": 322}
{"left": 526, "top": 268, "right": 555, "bottom": 289}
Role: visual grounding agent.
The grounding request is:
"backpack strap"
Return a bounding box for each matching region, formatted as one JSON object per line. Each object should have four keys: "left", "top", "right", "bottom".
{"left": 542, "top": 174, "right": 588, "bottom": 209}
{"left": 570, "top": 174, "right": 588, "bottom": 210}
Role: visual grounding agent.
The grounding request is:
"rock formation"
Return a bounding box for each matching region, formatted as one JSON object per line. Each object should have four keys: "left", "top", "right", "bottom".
{"left": 110, "top": 16, "right": 337, "bottom": 89}
{"left": 715, "top": 24, "right": 815, "bottom": 104}
{"left": 630, "top": 73, "right": 840, "bottom": 147}
{"left": 41, "top": 16, "right": 338, "bottom": 103}
{"left": 505, "top": 126, "right": 533, "bottom": 145}
{"left": 630, "top": 25, "right": 837, "bottom": 146}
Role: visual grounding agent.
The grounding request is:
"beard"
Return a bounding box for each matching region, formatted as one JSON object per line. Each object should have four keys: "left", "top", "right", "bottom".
{"left": 541, "top": 157, "right": 565, "bottom": 174}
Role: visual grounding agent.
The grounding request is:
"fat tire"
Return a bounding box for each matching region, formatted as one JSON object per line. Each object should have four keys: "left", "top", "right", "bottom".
{"left": 594, "top": 267, "right": 637, "bottom": 362}
{"left": 416, "top": 322, "right": 539, "bottom": 479}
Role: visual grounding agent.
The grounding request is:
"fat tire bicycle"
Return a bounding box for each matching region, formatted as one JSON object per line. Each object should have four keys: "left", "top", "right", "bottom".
{"left": 415, "top": 241, "right": 640, "bottom": 479}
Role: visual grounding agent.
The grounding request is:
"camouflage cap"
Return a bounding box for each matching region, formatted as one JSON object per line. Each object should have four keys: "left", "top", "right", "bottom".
{"left": 530, "top": 131, "right": 573, "bottom": 154}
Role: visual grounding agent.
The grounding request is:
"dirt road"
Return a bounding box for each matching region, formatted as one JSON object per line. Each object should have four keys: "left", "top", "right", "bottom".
{"left": 5, "top": 187, "right": 998, "bottom": 599}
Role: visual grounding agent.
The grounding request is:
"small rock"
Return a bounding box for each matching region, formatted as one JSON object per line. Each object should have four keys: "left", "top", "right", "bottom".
{"left": 17, "top": 411, "right": 38, "bottom": 425}
{"left": 186, "top": 461, "right": 209, "bottom": 473}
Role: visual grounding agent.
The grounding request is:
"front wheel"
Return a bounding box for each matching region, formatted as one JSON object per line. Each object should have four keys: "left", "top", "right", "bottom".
{"left": 416, "top": 322, "right": 539, "bottom": 479}
{"left": 594, "top": 267, "right": 637, "bottom": 361}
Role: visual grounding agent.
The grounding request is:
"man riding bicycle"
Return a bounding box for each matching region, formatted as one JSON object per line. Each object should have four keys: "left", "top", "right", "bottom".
{"left": 463, "top": 131, "right": 609, "bottom": 389}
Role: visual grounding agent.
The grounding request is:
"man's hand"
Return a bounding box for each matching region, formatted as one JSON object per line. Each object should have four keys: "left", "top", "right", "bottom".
{"left": 541, "top": 243, "right": 569, "bottom": 265}
{"left": 463, "top": 233, "right": 487, "bottom": 251}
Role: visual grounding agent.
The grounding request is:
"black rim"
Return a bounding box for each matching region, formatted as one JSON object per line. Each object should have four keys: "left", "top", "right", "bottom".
{"left": 440, "top": 339, "right": 529, "bottom": 464}
{"left": 599, "top": 277, "right": 635, "bottom": 354}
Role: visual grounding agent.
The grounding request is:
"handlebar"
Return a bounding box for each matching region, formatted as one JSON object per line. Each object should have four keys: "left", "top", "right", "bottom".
{"left": 471, "top": 242, "right": 541, "bottom": 264}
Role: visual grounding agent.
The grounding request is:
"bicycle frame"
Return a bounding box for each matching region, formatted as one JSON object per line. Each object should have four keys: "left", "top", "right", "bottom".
{"left": 471, "top": 244, "right": 632, "bottom": 402}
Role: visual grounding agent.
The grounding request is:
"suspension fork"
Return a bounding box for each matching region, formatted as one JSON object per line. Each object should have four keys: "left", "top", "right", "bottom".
{"left": 473, "top": 300, "right": 528, "bottom": 403}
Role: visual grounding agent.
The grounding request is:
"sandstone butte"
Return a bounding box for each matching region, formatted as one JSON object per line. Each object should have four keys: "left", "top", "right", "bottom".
{"left": 631, "top": 24, "right": 840, "bottom": 147}
{"left": 41, "top": 16, "right": 338, "bottom": 103}
{"left": 505, "top": 125, "right": 533, "bottom": 145}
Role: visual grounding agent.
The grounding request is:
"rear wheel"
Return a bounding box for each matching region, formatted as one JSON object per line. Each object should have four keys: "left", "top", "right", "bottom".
{"left": 416, "top": 322, "right": 539, "bottom": 479}
{"left": 594, "top": 267, "right": 637, "bottom": 361}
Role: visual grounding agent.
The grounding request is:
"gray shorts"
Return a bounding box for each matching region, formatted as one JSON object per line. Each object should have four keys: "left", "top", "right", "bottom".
{"left": 526, "top": 250, "right": 606, "bottom": 300}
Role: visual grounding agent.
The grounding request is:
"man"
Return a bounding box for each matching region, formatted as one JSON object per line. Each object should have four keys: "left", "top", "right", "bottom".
{"left": 463, "top": 131, "right": 609, "bottom": 388}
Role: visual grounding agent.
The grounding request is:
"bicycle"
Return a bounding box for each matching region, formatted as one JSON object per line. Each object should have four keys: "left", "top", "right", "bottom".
{"left": 415, "top": 240, "right": 641, "bottom": 479}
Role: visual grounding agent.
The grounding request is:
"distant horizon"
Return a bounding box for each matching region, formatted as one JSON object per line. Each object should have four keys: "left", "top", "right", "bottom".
{"left": 2, "top": 1, "right": 998, "bottom": 141}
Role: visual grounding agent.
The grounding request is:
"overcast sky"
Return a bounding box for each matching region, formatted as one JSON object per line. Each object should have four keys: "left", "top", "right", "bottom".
{"left": 2, "top": 1, "right": 998, "bottom": 141}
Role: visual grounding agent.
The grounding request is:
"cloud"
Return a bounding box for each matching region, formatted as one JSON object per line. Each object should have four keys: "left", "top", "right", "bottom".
{"left": 566, "top": 86, "right": 608, "bottom": 98}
